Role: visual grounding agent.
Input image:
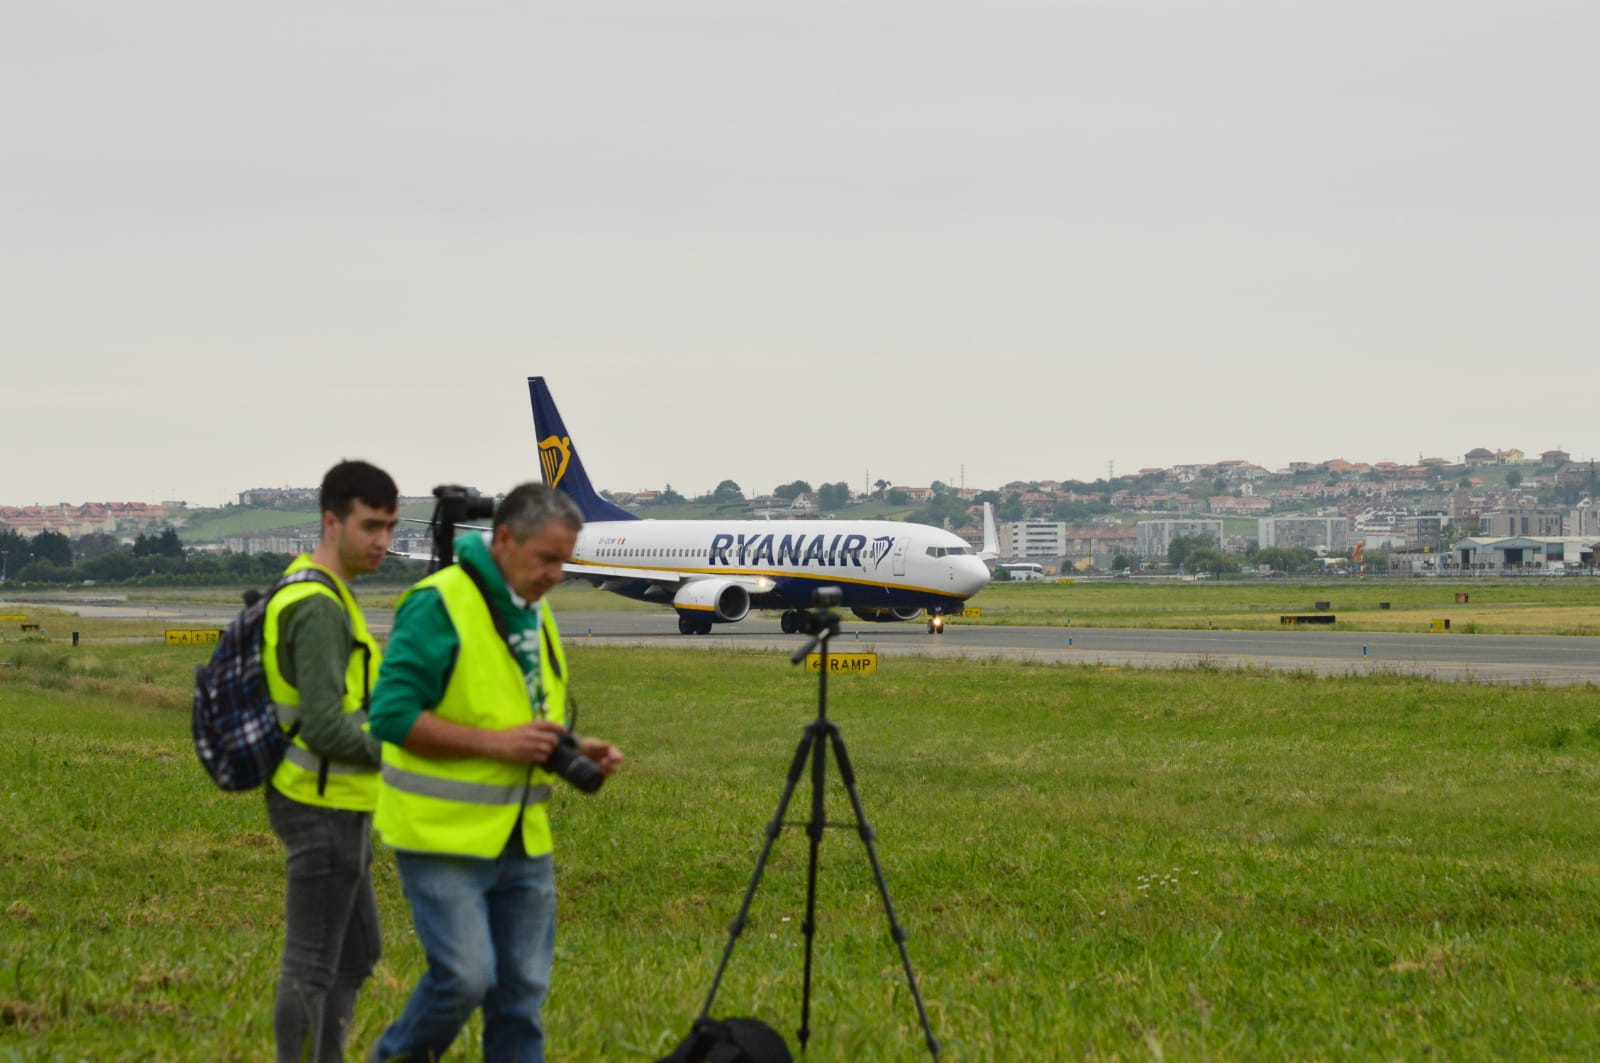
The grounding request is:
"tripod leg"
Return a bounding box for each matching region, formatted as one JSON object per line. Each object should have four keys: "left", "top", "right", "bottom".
{"left": 797, "top": 721, "right": 831, "bottom": 1053}
{"left": 698, "top": 723, "right": 817, "bottom": 1021}
{"left": 827, "top": 728, "right": 942, "bottom": 1061}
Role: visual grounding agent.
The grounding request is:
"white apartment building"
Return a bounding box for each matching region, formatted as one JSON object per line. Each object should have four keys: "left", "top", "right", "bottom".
{"left": 1570, "top": 500, "right": 1600, "bottom": 537}
{"left": 1135, "top": 519, "right": 1224, "bottom": 561}
{"left": 1258, "top": 515, "right": 1349, "bottom": 553}
{"left": 1001, "top": 521, "right": 1068, "bottom": 560}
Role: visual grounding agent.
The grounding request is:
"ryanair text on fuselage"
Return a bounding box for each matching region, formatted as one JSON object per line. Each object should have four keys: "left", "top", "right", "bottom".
{"left": 595, "top": 532, "right": 894, "bottom": 570}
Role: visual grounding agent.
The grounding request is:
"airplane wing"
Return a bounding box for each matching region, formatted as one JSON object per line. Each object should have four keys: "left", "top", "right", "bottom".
{"left": 389, "top": 516, "right": 491, "bottom": 565}
{"left": 563, "top": 561, "right": 774, "bottom": 599}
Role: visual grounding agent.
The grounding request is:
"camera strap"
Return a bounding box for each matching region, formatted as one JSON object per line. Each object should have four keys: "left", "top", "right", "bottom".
{"left": 459, "top": 559, "right": 559, "bottom": 703}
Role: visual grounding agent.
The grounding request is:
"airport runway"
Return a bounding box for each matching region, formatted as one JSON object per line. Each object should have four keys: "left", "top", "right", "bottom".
{"left": 554, "top": 612, "right": 1600, "bottom": 686}
{"left": 6, "top": 595, "right": 1598, "bottom": 685}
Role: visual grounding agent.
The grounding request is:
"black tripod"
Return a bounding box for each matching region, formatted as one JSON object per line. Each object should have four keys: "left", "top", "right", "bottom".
{"left": 698, "top": 590, "right": 940, "bottom": 1059}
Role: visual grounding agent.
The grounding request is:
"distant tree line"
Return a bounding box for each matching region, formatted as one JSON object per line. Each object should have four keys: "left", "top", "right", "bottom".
{"left": 0, "top": 526, "right": 424, "bottom": 587}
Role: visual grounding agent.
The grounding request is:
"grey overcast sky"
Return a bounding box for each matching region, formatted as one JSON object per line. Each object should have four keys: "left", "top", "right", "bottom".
{"left": 4, "top": 3, "right": 1597, "bottom": 507}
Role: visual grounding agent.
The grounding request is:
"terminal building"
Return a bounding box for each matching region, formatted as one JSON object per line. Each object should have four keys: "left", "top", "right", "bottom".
{"left": 1449, "top": 536, "right": 1599, "bottom": 573}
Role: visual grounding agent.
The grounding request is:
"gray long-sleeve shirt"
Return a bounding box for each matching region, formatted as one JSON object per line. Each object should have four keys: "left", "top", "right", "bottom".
{"left": 275, "top": 593, "right": 382, "bottom": 768}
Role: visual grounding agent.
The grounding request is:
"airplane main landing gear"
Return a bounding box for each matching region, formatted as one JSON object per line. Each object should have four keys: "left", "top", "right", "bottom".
{"left": 678, "top": 614, "right": 714, "bottom": 635}
{"left": 780, "top": 610, "right": 801, "bottom": 634}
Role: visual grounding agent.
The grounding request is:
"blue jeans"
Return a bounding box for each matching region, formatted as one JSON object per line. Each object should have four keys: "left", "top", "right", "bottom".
{"left": 266, "top": 785, "right": 381, "bottom": 1063}
{"left": 374, "top": 837, "right": 556, "bottom": 1063}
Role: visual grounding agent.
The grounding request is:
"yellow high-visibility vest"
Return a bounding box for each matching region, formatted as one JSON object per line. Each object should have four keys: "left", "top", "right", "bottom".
{"left": 263, "top": 555, "right": 382, "bottom": 810}
{"left": 375, "top": 564, "right": 569, "bottom": 859}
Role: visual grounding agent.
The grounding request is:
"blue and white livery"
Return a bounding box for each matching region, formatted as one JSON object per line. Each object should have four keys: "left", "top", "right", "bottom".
{"left": 529, "top": 377, "right": 991, "bottom": 635}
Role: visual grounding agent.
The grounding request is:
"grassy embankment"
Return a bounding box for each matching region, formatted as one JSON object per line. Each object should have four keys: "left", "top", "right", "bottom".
{"left": 5, "top": 634, "right": 1600, "bottom": 1060}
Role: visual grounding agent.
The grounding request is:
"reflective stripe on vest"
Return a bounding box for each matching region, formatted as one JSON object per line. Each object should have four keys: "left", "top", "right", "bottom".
{"left": 382, "top": 763, "right": 552, "bottom": 809}
{"left": 283, "top": 743, "right": 378, "bottom": 778}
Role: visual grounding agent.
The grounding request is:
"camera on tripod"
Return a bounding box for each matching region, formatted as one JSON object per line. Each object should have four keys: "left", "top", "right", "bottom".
{"left": 428, "top": 484, "right": 496, "bottom": 571}
{"left": 793, "top": 587, "right": 842, "bottom": 637}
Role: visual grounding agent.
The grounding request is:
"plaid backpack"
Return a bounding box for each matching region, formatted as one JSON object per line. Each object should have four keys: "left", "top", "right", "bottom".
{"left": 192, "top": 569, "right": 341, "bottom": 791}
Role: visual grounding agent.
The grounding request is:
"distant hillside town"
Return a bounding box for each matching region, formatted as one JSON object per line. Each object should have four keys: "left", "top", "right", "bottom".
{"left": 3, "top": 448, "right": 1599, "bottom": 579}
{"left": 0, "top": 501, "right": 183, "bottom": 538}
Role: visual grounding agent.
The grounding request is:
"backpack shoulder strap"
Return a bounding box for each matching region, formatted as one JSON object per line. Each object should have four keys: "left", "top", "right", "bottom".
{"left": 273, "top": 567, "right": 344, "bottom": 604}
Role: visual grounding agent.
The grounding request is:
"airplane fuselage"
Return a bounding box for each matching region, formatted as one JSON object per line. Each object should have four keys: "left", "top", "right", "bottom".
{"left": 571, "top": 517, "right": 989, "bottom": 613}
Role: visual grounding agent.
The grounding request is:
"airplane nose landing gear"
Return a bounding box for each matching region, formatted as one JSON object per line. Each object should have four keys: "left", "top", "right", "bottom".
{"left": 927, "top": 615, "right": 945, "bottom": 635}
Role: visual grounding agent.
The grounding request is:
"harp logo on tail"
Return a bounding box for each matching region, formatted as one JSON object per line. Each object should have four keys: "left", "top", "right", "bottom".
{"left": 539, "top": 435, "right": 572, "bottom": 490}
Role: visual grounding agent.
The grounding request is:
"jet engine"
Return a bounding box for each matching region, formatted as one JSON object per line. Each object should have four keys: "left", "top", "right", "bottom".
{"left": 850, "top": 606, "right": 924, "bottom": 623}
{"left": 673, "top": 579, "right": 751, "bottom": 623}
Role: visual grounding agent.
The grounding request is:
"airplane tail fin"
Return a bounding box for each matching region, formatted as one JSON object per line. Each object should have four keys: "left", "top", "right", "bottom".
{"left": 978, "top": 501, "right": 1000, "bottom": 562}
{"left": 527, "top": 377, "right": 638, "bottom": 523}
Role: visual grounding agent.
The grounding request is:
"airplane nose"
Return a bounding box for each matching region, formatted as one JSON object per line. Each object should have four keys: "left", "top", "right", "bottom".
{"left": 955, "top": 557, "right": 991, "bottom": 596}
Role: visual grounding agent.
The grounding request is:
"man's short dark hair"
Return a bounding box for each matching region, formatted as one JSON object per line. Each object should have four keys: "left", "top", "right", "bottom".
{"left": 321, "top": 460, "right": 399, "bottom": 519}
{"left": 494, "top": 482, "right": 582, "bottom": 539}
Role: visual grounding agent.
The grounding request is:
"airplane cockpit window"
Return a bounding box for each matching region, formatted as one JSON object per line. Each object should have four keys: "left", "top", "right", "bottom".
{"left": 926, "top": 546, "right": 972, "bottom": 558}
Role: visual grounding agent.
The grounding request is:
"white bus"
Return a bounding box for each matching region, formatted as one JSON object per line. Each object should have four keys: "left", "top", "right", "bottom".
{"left": 995, "top": 562, "right": 1047, "bottom": 582}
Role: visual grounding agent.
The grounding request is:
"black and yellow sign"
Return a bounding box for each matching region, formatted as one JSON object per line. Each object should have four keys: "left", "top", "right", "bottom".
{"left": 961, "top": 607, "right": 981, "bottom": 617}
{"left": 166, "top": 629, "right": 222, "bottom": 645}
{"left": 0, "top": 614, "right": 26, "bottom": 621}
{"left": 804, "top": 652, "right": 878, "bottom": 675}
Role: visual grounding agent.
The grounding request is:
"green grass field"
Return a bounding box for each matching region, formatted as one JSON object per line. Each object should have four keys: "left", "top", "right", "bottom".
{"left": 963, "top": 579, "right": 1600, "bottom": 636}
{"left": 6, "top": 631, "right": 1600, "bottom": 1060}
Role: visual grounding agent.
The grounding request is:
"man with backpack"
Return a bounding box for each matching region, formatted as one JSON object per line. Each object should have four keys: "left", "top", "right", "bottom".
{"left": 367, "top": 482, "right": 622, "bottom": 1063}
{"left": 263, "top": 460, "right": 398, "bottom": 1062}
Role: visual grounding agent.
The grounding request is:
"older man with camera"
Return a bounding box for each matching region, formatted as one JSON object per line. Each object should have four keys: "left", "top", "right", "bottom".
{"left": 367, "top": 482, "right": 622, "bottom": 1063}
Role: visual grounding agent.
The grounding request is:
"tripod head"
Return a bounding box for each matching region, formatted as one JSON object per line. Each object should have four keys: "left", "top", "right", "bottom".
{"left": 789, "top": 587, "right": 842, "bottom": 664}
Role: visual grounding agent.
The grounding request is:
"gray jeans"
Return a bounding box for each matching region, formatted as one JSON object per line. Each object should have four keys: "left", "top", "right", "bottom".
{"left": 266, "top": 784, "right": 382, "bottom": 1062}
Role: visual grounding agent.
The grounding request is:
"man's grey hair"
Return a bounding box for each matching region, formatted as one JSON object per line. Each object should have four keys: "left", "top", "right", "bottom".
{"left": 493, "top": 482, "right": 583, "bottom": 539}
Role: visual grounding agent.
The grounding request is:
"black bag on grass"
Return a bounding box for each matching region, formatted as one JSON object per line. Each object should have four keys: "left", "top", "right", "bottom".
{"left": 656, "top": 1016, "right": 792, "bottom": 1063}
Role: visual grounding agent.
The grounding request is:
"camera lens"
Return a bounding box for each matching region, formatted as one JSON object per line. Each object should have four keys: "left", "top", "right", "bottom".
{"left": 543, "top": 733, "right": 604, "bottom": 794}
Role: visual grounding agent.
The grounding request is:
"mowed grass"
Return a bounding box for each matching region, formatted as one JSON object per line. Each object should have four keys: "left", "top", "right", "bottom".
{"left": 5, "top": 639, "right": 1600, "bottom": 1059}
{"left": 967, "top": 579, "right": 1600, "bottom": 636}
{"left": 13, "top": 577, "right": 1600, "bottom": 634}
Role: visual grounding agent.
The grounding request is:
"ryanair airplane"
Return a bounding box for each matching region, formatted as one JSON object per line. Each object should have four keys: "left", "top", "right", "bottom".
{"left": 530, "top": 377, "right": 992, "bottom": 635}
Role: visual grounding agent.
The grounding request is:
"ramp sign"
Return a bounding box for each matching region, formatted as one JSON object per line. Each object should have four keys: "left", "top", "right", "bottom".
{"left": 804, "top": 652, "right": 878, "bottom": 675}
